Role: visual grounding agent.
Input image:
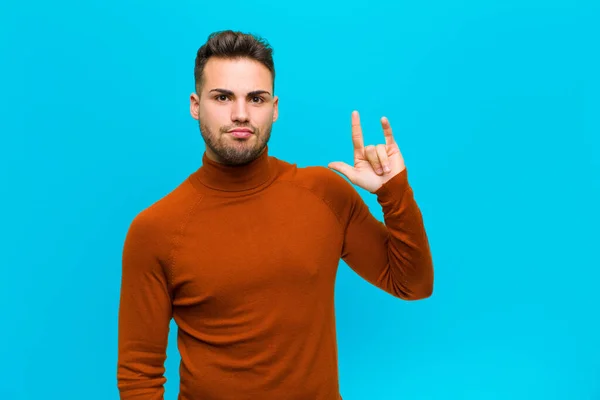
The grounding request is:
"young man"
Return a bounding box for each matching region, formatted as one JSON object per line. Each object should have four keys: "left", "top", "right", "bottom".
{"left": 117, "top": 30, "right": 434, "bottom": 400}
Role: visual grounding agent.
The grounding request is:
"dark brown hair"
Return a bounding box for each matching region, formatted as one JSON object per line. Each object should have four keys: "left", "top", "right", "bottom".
{"left": 194, "top": 30, "right": 275, "bottom": 94}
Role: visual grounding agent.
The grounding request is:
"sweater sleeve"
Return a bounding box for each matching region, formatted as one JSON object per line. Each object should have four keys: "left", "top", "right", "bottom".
{"left": 117, "top": 212, "right": 173, "bottom": 399}
{"left": 334, "top": 168, "right": 434, "bottom": 300}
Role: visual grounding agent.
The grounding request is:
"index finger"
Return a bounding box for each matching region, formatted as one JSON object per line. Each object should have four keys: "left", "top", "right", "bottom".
{"left": 351, "top": 110, "right": 364, "bottom": 157}
{"left": 381, "top": 116, "right": 396, "bottom": 146}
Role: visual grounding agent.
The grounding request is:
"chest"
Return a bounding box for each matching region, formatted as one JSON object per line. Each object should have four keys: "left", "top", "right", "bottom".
{"left": 169, "top": 188, "right": 344, "bottom": 308}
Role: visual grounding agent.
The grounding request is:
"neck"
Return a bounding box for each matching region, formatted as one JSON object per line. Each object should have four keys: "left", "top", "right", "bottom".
{"left": 193, "top": 146, "right": 276, "bottom": 192}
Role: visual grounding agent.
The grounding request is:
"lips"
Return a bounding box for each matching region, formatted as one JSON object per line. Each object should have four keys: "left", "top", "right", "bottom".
{"left": 228, "top": 129, "right": 253, "bottom": 139}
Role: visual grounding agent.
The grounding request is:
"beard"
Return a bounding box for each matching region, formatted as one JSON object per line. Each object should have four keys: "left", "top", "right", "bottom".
{"left": 199, "top": 121, "right": 272, "bottom": 166}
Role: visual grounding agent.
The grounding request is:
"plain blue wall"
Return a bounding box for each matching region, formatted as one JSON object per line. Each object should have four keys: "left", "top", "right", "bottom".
{"left": 1, "top": 0, "right": 598, "bottom": 399}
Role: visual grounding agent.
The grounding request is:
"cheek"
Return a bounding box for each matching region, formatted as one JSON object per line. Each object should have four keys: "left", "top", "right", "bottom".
{"left": 255, "top": 108, "right": 274, "bottom": 127}
{"left": 200, "top": 104, "right": 227, "bottom": 125}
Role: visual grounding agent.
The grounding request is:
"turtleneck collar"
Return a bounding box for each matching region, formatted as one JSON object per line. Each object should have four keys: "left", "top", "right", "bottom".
{"left": 191, "top": 146, "right": 277, "bottom": 193}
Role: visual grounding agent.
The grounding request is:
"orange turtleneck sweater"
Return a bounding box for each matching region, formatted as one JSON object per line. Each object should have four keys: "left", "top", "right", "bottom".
{"left": 117, "top": 147, "right": 434, "bottom": 399}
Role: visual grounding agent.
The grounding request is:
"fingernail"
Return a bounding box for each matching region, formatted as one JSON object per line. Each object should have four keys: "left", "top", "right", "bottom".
{"left": 377, "top": 168, "right": 383, "bottom": 174}
{"left": 384, "top": 165, "right": 391, "bottom": 172}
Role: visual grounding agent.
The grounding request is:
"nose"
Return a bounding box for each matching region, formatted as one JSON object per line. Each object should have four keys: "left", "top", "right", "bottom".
{"left": 230, "top": 99, "right": 250, "bottom": 123}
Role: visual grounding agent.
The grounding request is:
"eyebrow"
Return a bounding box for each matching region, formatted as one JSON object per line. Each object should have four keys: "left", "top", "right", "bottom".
{"left": 209, "top": 88, "right": 272, "bottom": 97}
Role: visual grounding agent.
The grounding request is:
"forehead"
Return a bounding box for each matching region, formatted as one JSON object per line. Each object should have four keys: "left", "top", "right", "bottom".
{"left": 202, "top": 57, "right": 272, "bottom": 92}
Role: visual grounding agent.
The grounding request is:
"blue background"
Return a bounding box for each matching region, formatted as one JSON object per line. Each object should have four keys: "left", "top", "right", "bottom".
{"left": 1, "top": 0, "right": 598, "bottom": 399}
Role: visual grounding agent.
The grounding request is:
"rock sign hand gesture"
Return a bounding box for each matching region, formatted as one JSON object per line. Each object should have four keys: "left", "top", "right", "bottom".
{"left": 328, "top": 111, "right": 406, "bottom": 193}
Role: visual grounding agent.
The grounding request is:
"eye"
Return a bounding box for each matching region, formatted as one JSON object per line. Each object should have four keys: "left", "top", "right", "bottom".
{"left": 215, "top": 95, "right": 229, "bottom": 102}
{"left": 251, "top": 96, "right": 264, "bottom": 103}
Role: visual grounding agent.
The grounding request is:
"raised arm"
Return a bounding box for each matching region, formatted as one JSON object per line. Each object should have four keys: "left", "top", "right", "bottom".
{"left": 328, "top": 111, "right": 434, "bottom": 300}
{"left": 117, "top": 213, "right": 172, "bottom": 399}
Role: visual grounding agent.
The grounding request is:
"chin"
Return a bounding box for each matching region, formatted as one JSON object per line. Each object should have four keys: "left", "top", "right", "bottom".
{"left": 215, "top": 142, "right": 266, "bottom": 165}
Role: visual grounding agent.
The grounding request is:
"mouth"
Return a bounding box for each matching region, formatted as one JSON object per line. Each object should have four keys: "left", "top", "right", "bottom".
{"left": 228, "top": 129, "right": 253, "bottom": 139}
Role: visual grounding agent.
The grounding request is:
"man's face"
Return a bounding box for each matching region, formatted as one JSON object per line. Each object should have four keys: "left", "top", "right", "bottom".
{"left": 190, "top": 57, "right": 278, "bottom": 165}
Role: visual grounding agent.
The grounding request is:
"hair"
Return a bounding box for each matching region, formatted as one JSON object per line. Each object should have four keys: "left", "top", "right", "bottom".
{"left": 194, "top": 30, "right": 275, "bottom": 94}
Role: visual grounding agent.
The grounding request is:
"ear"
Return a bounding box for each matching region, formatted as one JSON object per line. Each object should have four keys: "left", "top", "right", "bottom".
{"left": 272, "top": 95, "right": 279, "bottom": 122}
{"left": 190, "top": 92, "right": 200, "bottom": 120}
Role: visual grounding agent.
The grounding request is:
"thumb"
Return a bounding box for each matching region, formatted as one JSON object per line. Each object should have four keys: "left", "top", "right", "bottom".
{"left": 328, "top": 162, "right": 356, "bottom": 181}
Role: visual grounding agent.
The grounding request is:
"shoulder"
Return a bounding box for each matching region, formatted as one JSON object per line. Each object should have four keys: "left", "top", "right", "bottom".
{"left": 274, "top": 157, "right": 363, "bottom": 215}
{"left": 276, "top": 157, "right": 354, "bottom": 191}
{"left": 124, "top": 178, "right": 203, "bottom": 252}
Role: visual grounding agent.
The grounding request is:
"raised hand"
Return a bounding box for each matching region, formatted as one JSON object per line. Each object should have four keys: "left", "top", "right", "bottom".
{"left": 328, "top": 111, "right": 406, "bottom": 193}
